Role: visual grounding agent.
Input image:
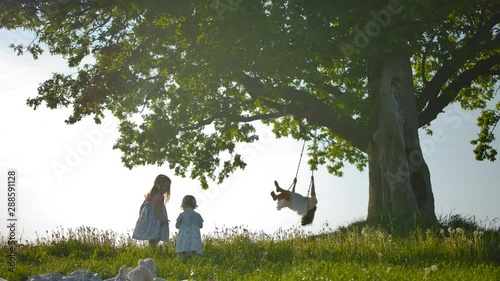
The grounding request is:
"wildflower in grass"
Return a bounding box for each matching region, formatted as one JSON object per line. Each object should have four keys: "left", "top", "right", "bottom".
{"left": 440, "top": 229, "right": 444, "bottom": 235}
{"left": 448, "top": 227, "right": 454, "bottom": 234}
{"left": 456, "top": 228, "right": 464, "bottom": 234}
{"left": 261, "top": 251, "right": 268, "bottom": 260}
{"left": 377, "top": 252, "right": 382, "bottom": 258}
{"left": 431, "top": 265, "right": 438, "bottom": 271}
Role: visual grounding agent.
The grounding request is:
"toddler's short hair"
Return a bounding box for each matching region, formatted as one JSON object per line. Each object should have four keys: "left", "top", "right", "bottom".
{"left": 181, "top": 195, "right": 198, "bottom": 210}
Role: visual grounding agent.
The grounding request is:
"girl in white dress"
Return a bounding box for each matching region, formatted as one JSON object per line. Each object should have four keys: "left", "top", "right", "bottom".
{"left": 132, "top": 174, "right": 171, "bottom": 248}
{"left": 271, "top": 176, "right": 318, "bottom": 226}
{"left": 175, "top": 195, "right": 204, "bottom": 258}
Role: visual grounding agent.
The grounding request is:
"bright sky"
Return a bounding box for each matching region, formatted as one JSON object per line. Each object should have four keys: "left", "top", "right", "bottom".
{"left": 1, "top": 30, "right": 499, "bottom": 243}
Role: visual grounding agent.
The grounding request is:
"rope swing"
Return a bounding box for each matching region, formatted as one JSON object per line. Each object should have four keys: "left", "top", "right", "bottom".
{"left": 271, "top": 124, "right": 319, "bottom": 226}
{"left": 288, "top": 126, "right": 319, "bottom": 197}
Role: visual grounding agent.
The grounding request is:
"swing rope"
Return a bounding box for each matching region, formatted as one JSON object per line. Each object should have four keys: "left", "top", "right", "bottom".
{"left": 306, "top": 128, "right": 319, "bottom": 196}
{"left": 289, "top": 138, "right": 306, "bottom": 191}
{"left": 289, "top": 126, "right": 319, "bottom": 195}
{"left": 306, "top": 171, "right": 314, "bottom": 196}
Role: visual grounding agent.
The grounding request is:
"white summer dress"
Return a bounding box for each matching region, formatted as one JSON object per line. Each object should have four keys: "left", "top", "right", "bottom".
{"left": 277, "top": 192, "right": 318, "bottom": 216}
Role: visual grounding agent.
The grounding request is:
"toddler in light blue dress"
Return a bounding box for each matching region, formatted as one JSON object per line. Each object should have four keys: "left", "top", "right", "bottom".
{"left": 175, "top": 195, "right": 204, "bottom": 258}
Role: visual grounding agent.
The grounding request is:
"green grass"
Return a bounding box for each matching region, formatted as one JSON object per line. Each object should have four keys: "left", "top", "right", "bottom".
{"left": 1, "top": 215, "right": 499, "bottom": 281}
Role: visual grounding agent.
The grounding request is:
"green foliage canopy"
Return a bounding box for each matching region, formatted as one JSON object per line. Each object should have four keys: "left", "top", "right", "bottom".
{"left": 1, "top": 0, "right": 498, "bottom": 188}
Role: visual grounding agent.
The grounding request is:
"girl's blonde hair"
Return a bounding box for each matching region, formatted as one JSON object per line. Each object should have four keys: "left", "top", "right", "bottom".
{"left": 145, "top": 174, "right": 171, "bottom": 202}
{"left": 181, "top": 195, "right": 198, "bottom": 210}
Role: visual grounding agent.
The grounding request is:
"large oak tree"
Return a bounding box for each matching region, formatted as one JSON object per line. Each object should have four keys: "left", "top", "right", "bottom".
{"left": 1, "top": 0, "right": 499, "bottom": 225}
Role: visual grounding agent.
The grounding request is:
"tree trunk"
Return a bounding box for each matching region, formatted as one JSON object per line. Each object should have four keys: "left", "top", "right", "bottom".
{"left": 367, "top": 51, "right": 437, "bottom": 226}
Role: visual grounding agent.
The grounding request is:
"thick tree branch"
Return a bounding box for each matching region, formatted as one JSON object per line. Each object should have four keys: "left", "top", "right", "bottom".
{"left": 481, "top": 35, "right": 500, "bottom": 51}
{"left": 417, "top": 14, "right": 500, "bottom": 112}
{"left": 179, "top": 111, "right": 280, "bottom": 131}
{"left": 237, "top": 73, "right": 371, "bottom": 151}
{"left": 317, "top": 82, "right": 346, "bottom": 98}
{"left": 418, "top": 54, "right": 500, "bottom": 126}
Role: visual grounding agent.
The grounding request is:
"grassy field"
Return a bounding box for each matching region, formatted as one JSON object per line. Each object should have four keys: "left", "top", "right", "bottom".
{"left": 1, "top": 215, "right": 499, "bottom": 280}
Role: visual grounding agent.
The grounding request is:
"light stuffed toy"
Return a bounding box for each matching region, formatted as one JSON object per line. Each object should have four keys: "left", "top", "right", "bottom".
{"left": 127, "top": 259, "right": 154, "bottom": 281}
{"left": 114, "top": 258, "right": 166, "bottom": 281}
{"left": 141, "top": 258, "right": 157, "bottom": 278}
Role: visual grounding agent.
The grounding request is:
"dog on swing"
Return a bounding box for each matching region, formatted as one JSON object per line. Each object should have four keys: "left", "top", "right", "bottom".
{"left": 270, "top": 176, "right": 318, "bottom": 226}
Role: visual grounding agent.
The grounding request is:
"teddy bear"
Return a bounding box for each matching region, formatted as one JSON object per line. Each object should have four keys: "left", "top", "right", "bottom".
{"left": 127, "top": 266, "right": 152, "bottom": 281}
{"left": 127, "top": 259, "right": 154, "bottom": 281}
{"left": 112, "top": 258, "right": 166, "bottom": 281}
{"left": 141, "top": 258, "right": 157, "bottom": 278}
